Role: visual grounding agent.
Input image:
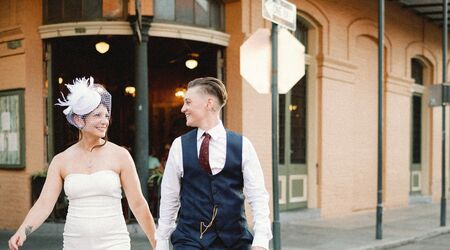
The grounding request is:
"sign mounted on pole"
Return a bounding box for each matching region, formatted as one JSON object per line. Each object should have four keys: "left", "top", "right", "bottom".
{"left": 262, "top": 0, "right": 297, "bottom": 31}
{"left": 240, "top": 28, "right": 305, "bottom": 94}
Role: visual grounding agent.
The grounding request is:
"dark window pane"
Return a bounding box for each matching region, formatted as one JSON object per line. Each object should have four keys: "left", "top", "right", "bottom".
{"left": 290, "top": 73, "right": 307, "bottom": 164}
{"left": 176, "top": 0, "right": 194, "bottom": 24}
{"left": 195, "top": 0, "right": 209, "bottom": 26}
{"left": 155, "top": 0, "right": 175, "bottom": 21}
{"left": 64, "top": 0, "right": 82, "bottom": 21}
{"left": 210, "top": 1, "right": 221, "bottom": 29}
{"left": 412, "top": 95, "right": 421, "bottom": 164}
{"left": 155, "top": 0, "right": 223, "bottom": 30}
{"left": 295, "top": 19, "right": 308, "bottom": 53}
{"left": 83, "top": 0, "right": 102, "bottom": 19}
{"left": 46, "top": 0, "right": 63, "bottom": 23}
{"left": 279, "top": 94, "right": 286, "bottom": 165}
{"left": 411, "top": 58, "right": 424, "bottom": 85}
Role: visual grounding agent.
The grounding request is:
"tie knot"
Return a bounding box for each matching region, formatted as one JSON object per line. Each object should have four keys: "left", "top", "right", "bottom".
{"left": 203, "top": 133, "right": 211, "bottom": 139}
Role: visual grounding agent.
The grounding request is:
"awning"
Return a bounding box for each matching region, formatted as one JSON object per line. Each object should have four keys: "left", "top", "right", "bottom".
{"left": 395, "top": 0, "right": 449, "bottom": 27}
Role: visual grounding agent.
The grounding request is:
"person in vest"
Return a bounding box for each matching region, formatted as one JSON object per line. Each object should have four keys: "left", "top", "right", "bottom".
{"left": 156, "top": 77, "right": 272, "bottom": 250}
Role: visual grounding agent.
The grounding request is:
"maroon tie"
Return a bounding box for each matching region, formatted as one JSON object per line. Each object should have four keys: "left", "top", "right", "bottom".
{"left": 199, "top": 133, "right": 212, "bottom": 174}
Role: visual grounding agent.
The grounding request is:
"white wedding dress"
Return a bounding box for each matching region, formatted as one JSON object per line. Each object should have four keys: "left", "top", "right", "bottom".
{"left": 63, "top": 169, "right": 130, "bottom": 250}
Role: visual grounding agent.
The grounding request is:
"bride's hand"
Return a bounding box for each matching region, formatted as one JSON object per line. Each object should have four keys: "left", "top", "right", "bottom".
{"left": 150, "top": 238, "right": 157, "bottom": 249}
{"left": 8, "top": 230, "right": 26, "bottom": 250}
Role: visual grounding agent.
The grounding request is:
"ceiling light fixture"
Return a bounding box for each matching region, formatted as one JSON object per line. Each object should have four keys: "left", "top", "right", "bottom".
{"left": 175, "top": 87, "right": 186, "bottom": 98}
{"left": 185, "top": 53, "right": 199, "bottom": 69}
{"left": 125, "top": 86, "right": 136, "bottom": 97}
{"left": 95, "top": 41, "right": 110, "bottom": 54}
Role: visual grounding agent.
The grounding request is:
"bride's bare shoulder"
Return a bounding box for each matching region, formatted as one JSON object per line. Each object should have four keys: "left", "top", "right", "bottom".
{"left": 106, "top": 141, "right": 130, "bottom": 155}
{"left": 52, "top": 144, "right": 78, "bottom": 161}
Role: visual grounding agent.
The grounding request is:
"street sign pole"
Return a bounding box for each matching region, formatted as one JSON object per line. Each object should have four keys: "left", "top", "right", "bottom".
{"left": 375, "top": 0, "right": 384, "bottom": 240}
{"left": 271, "top": 21, "right": 281, "bottom": 250}
{"left": 441, "top": 0, "right": 447, "bottom": 227}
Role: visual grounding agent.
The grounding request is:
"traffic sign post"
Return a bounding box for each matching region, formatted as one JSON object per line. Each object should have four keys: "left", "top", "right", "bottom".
{"left": 270, "top": 21, "right": 281, "bottom": 250}
{"left": 240, "top": 1, "right": 300, "bottom": 249}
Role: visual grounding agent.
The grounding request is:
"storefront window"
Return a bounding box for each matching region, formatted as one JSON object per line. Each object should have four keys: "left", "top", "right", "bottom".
{"left": 154, "top": 0, "right": 224, "bottom": 31}
{"left": 43, "top": 0, "right": 126, "bottom": 24}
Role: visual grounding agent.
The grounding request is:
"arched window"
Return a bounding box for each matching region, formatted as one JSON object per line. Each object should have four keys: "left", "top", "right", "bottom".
{"left": 154, "top": 0, "right": 224, "bottom": 31}
{"left": 411, "top": 58, "right": 424, "bottom": 85}
{"left": 410, "top": 57, "right": 428, "bottom": 195}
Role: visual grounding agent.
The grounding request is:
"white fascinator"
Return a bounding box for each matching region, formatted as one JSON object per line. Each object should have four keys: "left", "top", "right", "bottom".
{"left": 56, "top": 77, "right": 111, "bottom": 128}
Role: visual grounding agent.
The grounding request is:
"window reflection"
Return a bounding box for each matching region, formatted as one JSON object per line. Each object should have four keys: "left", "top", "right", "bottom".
{"left": 154, "top": 0, "right": 224, "bottom": 30}
{"left": 43, "top": 0, "right": 125, "bottom": 24}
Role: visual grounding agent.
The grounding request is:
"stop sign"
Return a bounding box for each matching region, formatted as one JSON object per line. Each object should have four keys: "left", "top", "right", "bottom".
{"left": 240, "top": 28, "right": 305, "bottom": 94}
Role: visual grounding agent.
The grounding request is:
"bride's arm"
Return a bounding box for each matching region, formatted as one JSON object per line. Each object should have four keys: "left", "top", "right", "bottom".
{"left": 8, "top": 155, "right": 63, "bottom": 250}
{"left": 120, "top": 148, "right": 157, "bottom": 249}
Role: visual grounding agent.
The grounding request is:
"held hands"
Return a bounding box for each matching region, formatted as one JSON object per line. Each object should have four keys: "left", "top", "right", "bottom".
{"left": 8, "top": 231, "right": 26, "bottom": 250}
{"left": 150, "top": 238, "right": 157, "bottom": 250}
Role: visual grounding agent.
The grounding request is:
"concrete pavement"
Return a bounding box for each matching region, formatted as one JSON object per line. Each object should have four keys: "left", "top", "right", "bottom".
{"left": 1, "top": 201, "right": 450, "bottom": 249}
{"left": 279, "top": 201, "right": 450, "bottom": 249}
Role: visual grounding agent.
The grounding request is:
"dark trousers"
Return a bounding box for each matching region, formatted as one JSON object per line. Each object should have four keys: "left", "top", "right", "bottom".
{"left": 172, "top": 236, "right": 252, "bottom": 250}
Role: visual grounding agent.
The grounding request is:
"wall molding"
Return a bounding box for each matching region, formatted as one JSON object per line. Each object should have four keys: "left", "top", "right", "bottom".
{"left": 38, "top": 21, "right": 230, "bottom": 46}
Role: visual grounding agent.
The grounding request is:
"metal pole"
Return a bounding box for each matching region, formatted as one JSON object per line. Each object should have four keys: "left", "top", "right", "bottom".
{"left": 133, "top": 17, "right": 151, "bottom": 202}
{"left": 376, "top": 0, "right": 384, "bottom": 240}
{"left": 271, "top": 22, "right": 281, "bottom": 250}
{"left": 441, "top": 0, "right": 448, "bottom": 227}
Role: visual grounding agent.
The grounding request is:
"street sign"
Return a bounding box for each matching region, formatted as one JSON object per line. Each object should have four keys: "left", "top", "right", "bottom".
{"left": 262, "top": 0, "right": 297, "bottom": 31}
{"left": 240, "top": 28, "right": 305, "bottom": 94}
{"left": 278, "top": 28, "right": 305, "bottom": 93}
{"left": 428, "top": 83, "right": 450, "bottom": 107}
{"left": 240, "top": 29, "right": 271, "bottom": 94}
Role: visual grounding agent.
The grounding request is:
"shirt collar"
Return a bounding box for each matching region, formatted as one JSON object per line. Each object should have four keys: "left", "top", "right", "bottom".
{"left": 197, "top": 121, "right": 226, "bottom": 141}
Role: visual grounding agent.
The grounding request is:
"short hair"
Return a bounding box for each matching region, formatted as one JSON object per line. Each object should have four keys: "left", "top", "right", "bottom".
{"left": 187, "top": 77, "right": 228, "bottom": 108}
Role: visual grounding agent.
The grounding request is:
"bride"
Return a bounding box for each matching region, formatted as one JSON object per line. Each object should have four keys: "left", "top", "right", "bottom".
{"left": 8, "top": 77, "right": 156, "bottom": 250}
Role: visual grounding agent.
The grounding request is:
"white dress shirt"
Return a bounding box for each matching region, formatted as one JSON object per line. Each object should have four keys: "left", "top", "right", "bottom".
{"left": 156, "top": 122, "right": 272, "bottom": 250}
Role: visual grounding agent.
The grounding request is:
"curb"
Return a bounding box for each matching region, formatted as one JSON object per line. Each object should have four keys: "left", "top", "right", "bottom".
{"left": 356, "top": 226, "right": 450, "bottom": 250}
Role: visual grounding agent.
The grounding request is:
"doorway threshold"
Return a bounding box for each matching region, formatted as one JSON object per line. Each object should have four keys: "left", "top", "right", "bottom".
{"left": 409, "top": 194, "right": 432, "bottom": 205}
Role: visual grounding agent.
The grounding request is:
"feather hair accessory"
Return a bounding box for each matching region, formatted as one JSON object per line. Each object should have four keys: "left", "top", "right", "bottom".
{"left": 56, "top": 77, "right": 101, "bottom": 116}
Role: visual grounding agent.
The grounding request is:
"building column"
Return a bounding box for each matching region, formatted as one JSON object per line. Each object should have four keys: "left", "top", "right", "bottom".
{"left": 132, "top": 16, "right": 152, "bottom": 201}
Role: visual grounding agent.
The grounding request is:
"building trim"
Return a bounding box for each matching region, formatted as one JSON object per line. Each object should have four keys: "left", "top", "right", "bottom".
{"left": 38, "top": 21, "right": 230, "bottom": 46}
{"left": 149, "top": 23, "right": 230, "bottom": 46}
{"left": 0, "top": 26, "right": 25, "bottom": 58}
{"left": 38, "top": 21, "right": 133, "bottom": 38}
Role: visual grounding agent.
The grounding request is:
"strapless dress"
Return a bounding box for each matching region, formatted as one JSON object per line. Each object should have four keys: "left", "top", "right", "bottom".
{"left": 63, "top": 170, "right": 130, "bottom": 250}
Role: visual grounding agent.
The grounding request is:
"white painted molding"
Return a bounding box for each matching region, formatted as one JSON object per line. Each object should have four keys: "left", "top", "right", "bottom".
{"left": 38, "top": 21, "right": 230, "bottom": 47}
{"left": 411, "top": 170, "right": 421, "bottom": 192}
{"left": 149, "top": 23, "right": 229, "bottom": 46}
{"left": 38, "top": 21, "right": 133, "bottom": 39}
{"left": 289, "top": 175, "right": 307, "bottom": 203}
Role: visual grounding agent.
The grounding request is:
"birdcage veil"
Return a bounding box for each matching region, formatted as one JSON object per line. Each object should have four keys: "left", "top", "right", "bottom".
{"left": 55, "top": 77, "right": 112, "bottom": 128}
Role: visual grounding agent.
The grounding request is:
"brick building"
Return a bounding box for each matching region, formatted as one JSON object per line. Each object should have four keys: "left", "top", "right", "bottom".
{"left": 0, "top": 0, "right": 449, "bottom": 229}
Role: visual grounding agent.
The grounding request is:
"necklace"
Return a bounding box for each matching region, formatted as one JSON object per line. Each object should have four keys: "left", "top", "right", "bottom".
{"left": 84, "top": 149, "right": 94, "bottom": 168}
{"left": 80, "top": 140, "right": 104, "bottom": 169}
{"left": 86, "top": 157, "right": 94, "bottom": 168}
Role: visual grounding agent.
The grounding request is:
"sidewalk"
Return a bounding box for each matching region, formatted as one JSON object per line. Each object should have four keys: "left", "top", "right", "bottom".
{"left": 279, "top": 201, "right": 450, "bottom": 249}
{"left": 1, "top": 201, "right": 450, "bottom": 249}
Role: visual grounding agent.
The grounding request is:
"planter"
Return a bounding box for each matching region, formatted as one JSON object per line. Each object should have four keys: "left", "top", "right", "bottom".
{"left": 31, "top": 176, "right": 46, "bottom": 204}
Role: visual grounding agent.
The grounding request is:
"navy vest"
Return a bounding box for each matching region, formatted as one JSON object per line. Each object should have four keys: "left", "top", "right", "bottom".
{"left": 171, "top": 129, "right": 253, "bottom": 248}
